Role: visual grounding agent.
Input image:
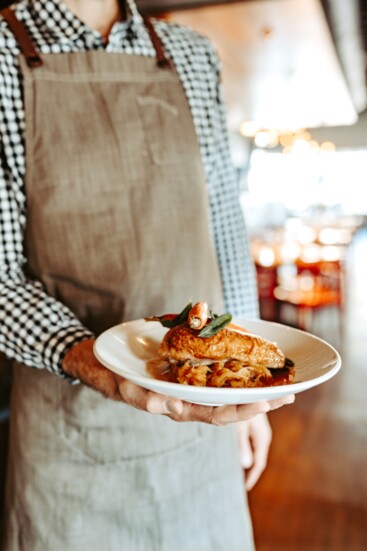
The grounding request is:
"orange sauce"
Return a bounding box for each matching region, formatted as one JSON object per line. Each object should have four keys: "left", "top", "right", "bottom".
{"left": 147, "top": 358, "right": 177, "bottom": 383}
{"left": 268, "top": 367, "right": 295, "bottom": 386}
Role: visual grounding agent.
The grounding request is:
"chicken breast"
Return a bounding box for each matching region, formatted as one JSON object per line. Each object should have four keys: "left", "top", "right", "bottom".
{"left": 158, "top": 324, "right": 286, "bottom": 368}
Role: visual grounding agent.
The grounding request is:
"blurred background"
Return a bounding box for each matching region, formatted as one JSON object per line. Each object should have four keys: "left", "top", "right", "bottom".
{"left": 1, "top": 0, "right": 367, "bottom": 549}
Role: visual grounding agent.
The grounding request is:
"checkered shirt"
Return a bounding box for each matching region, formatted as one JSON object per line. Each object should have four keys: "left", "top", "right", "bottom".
{"left": 0, "top": 0, "right": 258, "bottom": 378}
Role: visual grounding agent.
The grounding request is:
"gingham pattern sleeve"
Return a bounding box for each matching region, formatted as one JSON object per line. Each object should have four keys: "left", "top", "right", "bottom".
{"left": 203, "top": 42, "right": 259, "bottom": 318}
{"left": 158, "top": 22, "right": 259, "bottom": 318}
{"left": 0, "top": 28, "right": 93, "bottom": 380}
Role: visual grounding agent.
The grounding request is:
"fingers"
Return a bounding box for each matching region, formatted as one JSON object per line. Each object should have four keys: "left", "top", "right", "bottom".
{"left": 118, "top": 379, "right": 183, "bottom": 415}
{"left": 208, "top": 394, "right": 295, "bottom": 426}
{"left": 245, "top": 453, "right": 267, "bottom": 491}
{"left": 244, "top": 414, "right": 272, "bottom": 491}
{"left": 210, "top": 401, "right": 270, "bottom": 425}
{"left": 118, "top": 381, "right": 270, "bottom": 424}
{"left": 161, "top": 399, "right": 280, "bottom": 425}
{"left": 267, "top": 394, "right": 295, "bottom": 410}
{"left": 118, "top": 379, "right": 295, "bottom": 425}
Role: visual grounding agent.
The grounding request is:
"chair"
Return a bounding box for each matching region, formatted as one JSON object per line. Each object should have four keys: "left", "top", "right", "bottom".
{"left": 273, "top": 259, "right": 345, "bottom": 346}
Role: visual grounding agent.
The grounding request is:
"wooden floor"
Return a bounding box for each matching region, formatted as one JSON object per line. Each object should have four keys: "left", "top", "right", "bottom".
{"left": 248, "top": 227, "right": 367, "bottom": 551}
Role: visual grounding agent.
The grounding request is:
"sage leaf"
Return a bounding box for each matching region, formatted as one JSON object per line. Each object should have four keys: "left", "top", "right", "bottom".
{"left": 198, "top": 313, "right": 232, "bottom": 338}
{"left": 158, "top": 302, "right": 193, "bottom": 328}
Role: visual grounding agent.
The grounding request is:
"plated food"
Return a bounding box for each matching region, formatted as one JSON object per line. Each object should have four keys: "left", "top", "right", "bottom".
{"left": 94, "top": 316, "right": 341, "bottom": 405}
{"left": 145, "top": 302, "right": 295, "bottom": 388}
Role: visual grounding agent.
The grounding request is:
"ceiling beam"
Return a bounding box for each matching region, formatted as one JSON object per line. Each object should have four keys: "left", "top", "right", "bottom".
{"left": 321, "top": 0, "right": 367, "bottom": 113}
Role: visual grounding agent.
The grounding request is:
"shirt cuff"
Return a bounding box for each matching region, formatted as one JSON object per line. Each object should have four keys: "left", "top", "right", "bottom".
{"left": 40, "top": 326, "right": 94, "bottom": 384}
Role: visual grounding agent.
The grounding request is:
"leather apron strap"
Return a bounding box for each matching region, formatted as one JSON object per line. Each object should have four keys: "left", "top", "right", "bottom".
{"left": 0, "top": 7, "right": 43, "bottom": 68}
{"left": 0, "top": 7, "right": 171, "bottom": 70}
{"left": 142, "top": 15, "right": 171, "bottom": 69}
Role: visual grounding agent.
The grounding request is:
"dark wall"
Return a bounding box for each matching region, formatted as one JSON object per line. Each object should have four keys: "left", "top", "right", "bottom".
{"left": 0, "top": 0, "right": 244, "bottom": 14}
{"left": 136, "top": 0, "right": 242, "bottom": 14}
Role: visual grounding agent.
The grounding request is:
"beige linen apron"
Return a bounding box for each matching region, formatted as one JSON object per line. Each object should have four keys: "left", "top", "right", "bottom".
{"left": 2, "top": 9, "right": 255, "bottom": 551}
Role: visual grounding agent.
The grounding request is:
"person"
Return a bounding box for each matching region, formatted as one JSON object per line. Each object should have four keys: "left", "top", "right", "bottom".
{"left": 0, "top": 1, "right": 294, "bottom": 549}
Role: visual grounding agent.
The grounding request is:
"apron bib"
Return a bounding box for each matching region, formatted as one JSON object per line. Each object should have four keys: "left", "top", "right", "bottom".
{"left": 1, "top": 9, "right": 254, "bottom": 551}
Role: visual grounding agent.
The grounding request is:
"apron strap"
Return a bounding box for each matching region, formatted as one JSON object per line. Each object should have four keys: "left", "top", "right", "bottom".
{"left": 0, "top": 7, "right": 43, "bottom": 68}
{"left": 142, "top": 16, "right": 171, "bottom": 69}
{"left": 1, "top": 8, "right": 171, "bottom": 71}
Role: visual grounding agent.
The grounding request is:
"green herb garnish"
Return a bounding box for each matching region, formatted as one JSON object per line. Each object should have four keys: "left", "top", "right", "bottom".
{"left": 198, "top": 313, "right": 232, "bottom": 338}
{"left": 145, "top": 302, "right": 192, "bottom": 328}
{"left": 146, "top": 302, "right": 233, "bottom": 338}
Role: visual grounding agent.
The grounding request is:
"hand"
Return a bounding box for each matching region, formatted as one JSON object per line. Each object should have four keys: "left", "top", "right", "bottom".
{"left": 62, "top": 338, "right": 123, "bottom": 401}
{"left": 237, "top": 413, "right": 273, "bottom": 491}
{"left": 63, "top": 339, "right": 295, "bottom": 425}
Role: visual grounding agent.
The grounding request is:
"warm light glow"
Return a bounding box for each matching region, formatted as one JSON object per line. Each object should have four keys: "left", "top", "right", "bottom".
{"left": 296, "top": 130, "right": 312, "bottom": 141}
{"left": 297, "top": 226, "right": 318, "bottom": 244}
{"left": 239, "top": 120, "right": 261, "bottom": 137}
{"left": 318, "top": 227, "right": 342, "bottom": 245}
{"left": 320, "top": 141, "right": 336, "bottom": 152}
{"left": 257, "top": 247, "right": 276, "bottom": 267}
{"left": 299, "top": 275, "right": 315, "bottom": 291}
{"left": 248, "top": 128, "right": 335, "bottom": 155}
{"left": 254, "top": 130, "right": 279, "bottom": 148}
{"left": 300, "top": 244, "right": 321, "bottom": 263}
{"left": 291, "top": 138, "right": 312, "bottom": 154}
{"left": 272, "top": 129, "right": 326, "bottom": 155}
{"left": 280, "top": 242, "right": 302, "bottom": 262}
{"left": 320, "top": 246, "right": 344, "bottom": 262}
{"left": 279, "top": 133, "right": 294, "bottom": 147}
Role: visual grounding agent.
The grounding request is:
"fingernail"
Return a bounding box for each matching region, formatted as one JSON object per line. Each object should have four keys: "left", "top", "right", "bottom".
{"left": 164, "top": 399, "right": 183, "bottom": 415}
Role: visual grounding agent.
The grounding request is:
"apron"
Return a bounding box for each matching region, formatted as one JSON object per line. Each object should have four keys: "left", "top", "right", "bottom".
{"left": 1, "top": 8, "right": 255, "bottom": 551}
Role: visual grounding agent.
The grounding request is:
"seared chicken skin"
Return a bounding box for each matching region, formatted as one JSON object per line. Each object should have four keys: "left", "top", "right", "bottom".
{"left": 158, "top": 323, "right": 286, "bottom": 369}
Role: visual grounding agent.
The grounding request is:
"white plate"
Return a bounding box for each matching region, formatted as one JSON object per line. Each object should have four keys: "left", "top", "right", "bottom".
{"left": 94, "top": 319, "right": 341, "bottom": 406}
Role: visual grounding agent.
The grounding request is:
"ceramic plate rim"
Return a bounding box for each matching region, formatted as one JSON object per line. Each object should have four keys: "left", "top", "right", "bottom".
{"left": 94, "top": 318, "right": 342, "bottom": 404}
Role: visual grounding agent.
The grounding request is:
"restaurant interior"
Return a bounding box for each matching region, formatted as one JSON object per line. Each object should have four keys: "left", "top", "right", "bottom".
{"left": 0, "top": 0, "right": 366, "bottom": 549}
